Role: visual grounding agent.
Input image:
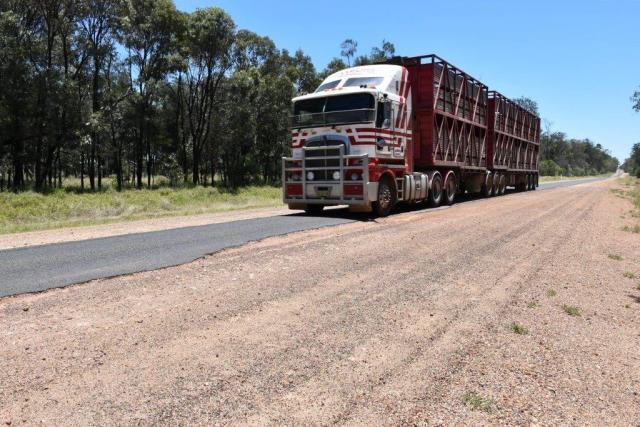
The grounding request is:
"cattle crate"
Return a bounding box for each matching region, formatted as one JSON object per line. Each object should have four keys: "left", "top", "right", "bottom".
{"left": 395, "top": 55, "right": 489, "bottom": 171}
{"left": 487, "top": 91, "right": 540, "bottom": 172}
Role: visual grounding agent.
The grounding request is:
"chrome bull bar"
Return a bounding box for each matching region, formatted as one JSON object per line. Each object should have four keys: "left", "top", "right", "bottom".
{"left": 282, "top": 145, "right": 376, "bottom": 205}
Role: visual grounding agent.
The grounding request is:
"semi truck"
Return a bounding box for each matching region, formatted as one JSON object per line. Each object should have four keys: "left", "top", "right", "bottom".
{"left": 282, "top": 54, "right": 540, "bottom": 216}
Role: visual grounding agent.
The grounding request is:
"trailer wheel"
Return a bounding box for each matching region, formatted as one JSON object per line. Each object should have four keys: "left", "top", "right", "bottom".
{"left": 304, "top": 204, "right": 324, "bottom": 215}
{"left": 443, "top": 171, "right": 456, "bottom": 205}
{"left": 373, "top": 176, "right": 396, "bottom": 217}
{"left": 492, "top": 173, "right": 500, "bottom": 196}
{"left": 532, "top": 174, "right": 537, "bottom": 190}
{"left": 527, "top": 174, "right": 533, "bottom": 191}
{"left": 428, "top": 173, "right": 443, "bottom": 207}
{"left": 498, "top": 174, "right": 506, "bottom": 195}
{"left": 481, "top": 173, "right": 493, "bottom": 197}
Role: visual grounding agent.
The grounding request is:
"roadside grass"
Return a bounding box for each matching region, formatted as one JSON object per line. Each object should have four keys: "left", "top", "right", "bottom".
{"left": 622, "top": 225, "right": 640, "bottom": 234}
{"left": 509, "top": 322, "right": 529, "bottom": 335}
{"left": 617, "top": 177, "right": 640, "bottom": 231}
{"left": 624, "top": 272, "right": 636, "bottom": 279}
{"left": 0, "top": 184, "right": 283, "bottom": 234}
{"left": 539, "top": 174, "right": 609, "bottom": 184}
{"left": 608, "top": 254, "right": 623, "bottom": 261}
{"left": 547, "top": 289, "right": 557, "bottom": 297}
{"left": 562, "top": 304, "right": 581, "bottom": 317}
{"left": 637, "top": 283, "right": 640, "bottom": 290}
{"left": 462, "top": 392, "right": 494, "bottom": 412}
{"left": 527, "top": 301, "right": 538, "bottom": 308}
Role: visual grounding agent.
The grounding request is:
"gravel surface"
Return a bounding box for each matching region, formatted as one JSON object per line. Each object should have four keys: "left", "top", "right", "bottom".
{"left": 1, "top": 179, "right": 638, "bottom": 425}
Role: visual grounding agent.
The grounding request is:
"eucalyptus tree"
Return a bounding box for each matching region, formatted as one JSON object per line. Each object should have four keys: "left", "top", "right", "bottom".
{"left": 120, "top": 0, "right": 184, "bottom": 188}
{"left": 182, "top": 6, "right": 235, "bottom": 185}
{"left": 78, "top": 0, "right": 122, "bottom": 189}
{"left": 340, "top": 38, "right": 357, "bottom": 67}
{"left": 0, "top": 0, "right": 41, "bottom": 190}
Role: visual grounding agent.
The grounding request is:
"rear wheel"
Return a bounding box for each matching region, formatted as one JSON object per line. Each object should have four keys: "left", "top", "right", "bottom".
{"left": 527, "top": 174, "right": 533, "bottom": 191}
{"left": 498, "top": 174, "right": 506, "bottom": 195}
{"left": 443, "top": 172, "right": 456, "bottom": 205}
{"left": 304, "top": 204, "right": 324, "bottom": 215}
{"left": 492, "top": 173, "right": 500, "bottom": 196}
{"left": 374, "top": 176, "right": 396, "bottom": 217}
{"left": 428, "top": 173, "right": 443, "bottom": 207}
{"left": 531, "top": 174, "right": 537, "bottom": 190}
{"left": 481, "top": 173, "right": 493, "bottom": 197}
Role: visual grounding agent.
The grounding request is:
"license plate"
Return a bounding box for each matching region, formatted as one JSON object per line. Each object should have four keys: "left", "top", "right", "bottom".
{"left": 315, "top": 186, "right": 331, "bottom": 197}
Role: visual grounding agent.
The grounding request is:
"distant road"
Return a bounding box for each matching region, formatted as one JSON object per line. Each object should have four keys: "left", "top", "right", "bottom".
{"left": 0, "top": 176, "right": 608, "bottom": 298}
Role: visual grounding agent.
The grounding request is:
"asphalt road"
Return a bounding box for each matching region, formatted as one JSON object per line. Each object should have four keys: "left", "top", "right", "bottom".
{"left": 0, "top": 177, "right": 605, "bottom": 298}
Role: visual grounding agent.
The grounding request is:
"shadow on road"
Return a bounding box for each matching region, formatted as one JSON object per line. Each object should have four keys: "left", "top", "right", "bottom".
{"left": 288, "top": 188, "right": 526, "bottom": 221}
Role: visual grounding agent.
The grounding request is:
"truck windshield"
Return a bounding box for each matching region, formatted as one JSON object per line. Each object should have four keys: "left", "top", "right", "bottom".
{"left": 343, "top": 77, "right": 384, "bottom": 88}
{"left": 292, "top": 93, "right": 375, "bottom": 128}
{"left": 315, "top": 80, "right": 341, "bottom": 92}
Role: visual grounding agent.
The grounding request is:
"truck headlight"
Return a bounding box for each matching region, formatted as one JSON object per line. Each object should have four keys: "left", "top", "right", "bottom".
{"left": 332, "top": 171, "right": 341, "bottom": 180}
{"left": 306, "top": 171, "right": 314, "bottom": 181}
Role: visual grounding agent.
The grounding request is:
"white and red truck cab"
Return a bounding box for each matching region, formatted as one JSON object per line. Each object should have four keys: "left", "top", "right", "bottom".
{"left": 282, "top": 55, "right": 540, "bottom": 216}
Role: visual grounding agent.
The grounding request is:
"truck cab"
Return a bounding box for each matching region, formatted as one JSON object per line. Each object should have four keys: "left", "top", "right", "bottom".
{"left": 282, "top": 64, "right": 414, "bottom": 216}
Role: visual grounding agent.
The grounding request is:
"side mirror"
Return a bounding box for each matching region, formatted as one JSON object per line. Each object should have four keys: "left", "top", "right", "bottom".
{"left": 383, "top": 101, "right": 392, "bottom": 128}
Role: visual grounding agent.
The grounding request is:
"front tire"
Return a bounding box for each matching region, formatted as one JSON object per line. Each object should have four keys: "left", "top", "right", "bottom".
{"left": 374, "top": 176, "right": 396, "bottom": 217}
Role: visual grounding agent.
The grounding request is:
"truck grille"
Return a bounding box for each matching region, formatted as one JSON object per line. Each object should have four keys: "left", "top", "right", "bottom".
{"left": 303, "top": 143, "right": 343, "bottom": 181}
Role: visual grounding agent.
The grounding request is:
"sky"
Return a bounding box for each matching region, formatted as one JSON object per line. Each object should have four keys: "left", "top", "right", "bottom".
{"left": 174, "top": 0, "right": 640, "bottom": 161}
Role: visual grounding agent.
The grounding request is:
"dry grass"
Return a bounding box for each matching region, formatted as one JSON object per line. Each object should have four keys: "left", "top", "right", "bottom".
{"left": 0, "top": 185, "right": 282, "bottom": 234}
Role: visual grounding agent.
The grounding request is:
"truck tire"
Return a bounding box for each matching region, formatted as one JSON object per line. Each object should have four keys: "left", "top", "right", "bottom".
{"left": 527, "top": 174, "right": 533, "bottom": 191}
{"left": 492, "top": 173, "right": 500, "bottom": 196}
{"left": 373, "top": 176, "right": 396, "bottom": 217}
{"left": 533, "top": 174, "right": 538, "bottom": 190}
{"left": 443, "top": 171, "right": 456, "bottom": 205}
{"left": 498, "top": 174, "right": 506, "bottom": 195}
{"left": 428, "top": 173, "right": 443, "bottom": 207}
{"left": 481, "top": 173, "right": 493, "bottom": 197}
{"left": 304, "top": 204, "right": 324, "bottom": 215}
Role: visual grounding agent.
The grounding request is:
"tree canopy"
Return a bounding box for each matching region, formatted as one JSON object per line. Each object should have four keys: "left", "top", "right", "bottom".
{"left": 0, "top": 6, "right": 621, "bottom": 193}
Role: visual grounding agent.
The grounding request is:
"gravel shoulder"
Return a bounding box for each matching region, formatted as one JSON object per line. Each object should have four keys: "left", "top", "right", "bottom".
{"left": 1, "top": 179, "right": 638, "bottom": 425}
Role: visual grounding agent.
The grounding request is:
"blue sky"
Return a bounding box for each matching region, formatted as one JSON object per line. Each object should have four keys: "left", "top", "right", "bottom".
{"left": 175, "top": 0, "right": 640, "bottom": 161}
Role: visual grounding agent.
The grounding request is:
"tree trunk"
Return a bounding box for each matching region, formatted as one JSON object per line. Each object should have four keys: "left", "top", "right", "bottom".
{"left": 80, "top": 150, "right": 85, "bottom": 190}
{"left": 12, "top": 138, "right": 24, "bottom": 192}
{"left": 192, "top": 150, "right": 200, "bottom": 185}
{"left": 97, "top": 155, "right": 102, "bottom": 190}
{"left": 146, "top": 140, "right": 152, "bottom": 188}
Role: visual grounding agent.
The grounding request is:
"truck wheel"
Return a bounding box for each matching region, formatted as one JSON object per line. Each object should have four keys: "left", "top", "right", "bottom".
{"left": 373, "top": 176, "right": 396, "bottom": 217}
{"left": 428, "top": 173, "right": 443, "bottom": 207}
{"left": 492, "top": 173, "right": 500, "bottom": 196}
{"left": 481, "top": 173, "right": 493, "bottom": 197}
{"left": 533, "top": 174, "right": 538, "bottom": 190}
{"left": 498, "top": 174, "right": 506, "bottom": 195}
{"left": 527, "top": 174, "right": 533, "bottom": 191}
{"left": 443, "top": 172, "right": 456, "bottom": 205}
{"left": 304, "top": 204, "right": 324, "bottom": 215}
